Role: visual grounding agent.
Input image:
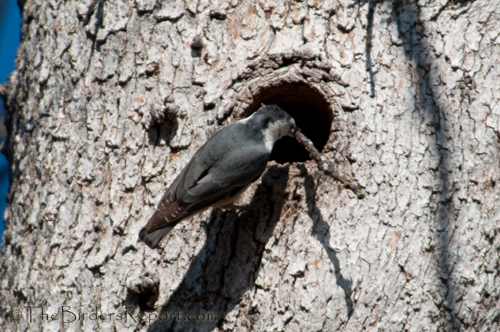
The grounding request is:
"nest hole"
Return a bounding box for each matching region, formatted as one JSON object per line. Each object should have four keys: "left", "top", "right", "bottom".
{"left": 245, "top": 83, "right": 333, "bottom": 164}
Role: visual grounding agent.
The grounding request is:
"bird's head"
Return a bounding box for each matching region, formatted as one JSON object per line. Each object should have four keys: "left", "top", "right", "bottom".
{"left": 253, "top": 105, "right": 296, "bottom": 144}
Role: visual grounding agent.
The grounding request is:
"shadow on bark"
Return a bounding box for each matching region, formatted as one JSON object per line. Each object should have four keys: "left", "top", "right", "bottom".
{"left": 393, "top": 2, "right": 459, "bottom": 328}
{"left": 85, "top": 0, "right": 106, "bottom": 70}
{"left": 355, "top": 0, "right": 460, "bottom": 328}
{"left": 299, "top": 164, "right": 354, "bottom": 318}
{"left": 146, "top": 164, "right": 290, "bottom": 332}
{"left": 365, "top": 0, "right": 377, "bottom": 98}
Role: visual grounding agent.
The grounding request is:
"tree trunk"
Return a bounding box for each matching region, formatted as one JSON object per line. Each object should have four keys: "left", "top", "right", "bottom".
{"left": 1, "top": 0, "right": 499, "bottom": 331}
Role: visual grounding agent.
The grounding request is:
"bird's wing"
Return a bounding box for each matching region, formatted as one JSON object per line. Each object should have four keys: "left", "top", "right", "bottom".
{"left": 143, "top": 135, "right": 269, "bottom": 233}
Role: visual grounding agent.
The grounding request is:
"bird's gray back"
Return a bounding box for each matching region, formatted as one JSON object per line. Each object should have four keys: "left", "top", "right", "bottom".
{"left": 171, "top": 121, "right": 269, "bottom": 210}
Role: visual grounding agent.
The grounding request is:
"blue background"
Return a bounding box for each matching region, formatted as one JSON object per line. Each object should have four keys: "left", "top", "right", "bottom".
{"left": 0, "top": 0, "right": 22, "bottom": 246}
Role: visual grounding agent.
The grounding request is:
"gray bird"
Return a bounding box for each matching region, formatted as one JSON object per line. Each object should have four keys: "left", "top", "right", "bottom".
{"left": 139, "top": 105, "right": 296, "bottom": 248}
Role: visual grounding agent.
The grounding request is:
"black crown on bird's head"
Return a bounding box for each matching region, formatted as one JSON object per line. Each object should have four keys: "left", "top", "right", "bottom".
{"left": 253, "top": 105, "right": 293, "bottom": 125}
{"left": 249, "top": 105, "right": 295, "bottom": 133}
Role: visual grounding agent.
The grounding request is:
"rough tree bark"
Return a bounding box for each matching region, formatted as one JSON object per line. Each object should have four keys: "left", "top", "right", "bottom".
{"left": 1, "top": 0, "right": 499, "bottom": 331}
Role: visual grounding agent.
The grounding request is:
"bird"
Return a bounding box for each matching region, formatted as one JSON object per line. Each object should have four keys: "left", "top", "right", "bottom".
{"left": 139, "top": 105, "right": 296, "bottom": 248}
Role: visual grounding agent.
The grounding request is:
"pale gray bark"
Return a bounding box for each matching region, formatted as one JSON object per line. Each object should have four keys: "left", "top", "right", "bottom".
{"left": 1, "top": 0, "right": 499, "bottom": 331}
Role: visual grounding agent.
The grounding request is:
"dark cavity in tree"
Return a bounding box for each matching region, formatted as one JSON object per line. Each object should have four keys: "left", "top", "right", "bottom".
{"left": 245, "top": 83, "right": 332, "bottom": 164}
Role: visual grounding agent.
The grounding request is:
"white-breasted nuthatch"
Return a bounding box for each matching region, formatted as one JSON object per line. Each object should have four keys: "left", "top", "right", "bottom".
{"left": 139, "top": 105, "right": 296, "bottom": 248}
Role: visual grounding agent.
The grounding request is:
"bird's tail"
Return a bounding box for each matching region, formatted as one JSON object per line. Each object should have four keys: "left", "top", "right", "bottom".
{"left": 139, "top": 226, "right": 175, "bottom": 248}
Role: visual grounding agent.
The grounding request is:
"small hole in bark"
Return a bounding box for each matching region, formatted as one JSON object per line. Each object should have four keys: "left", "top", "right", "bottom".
{"left": 204, "top": 102, "right": 215, "bottom": 111}
{"left": 245, "top": 83, "right": 332, "bottom": 164}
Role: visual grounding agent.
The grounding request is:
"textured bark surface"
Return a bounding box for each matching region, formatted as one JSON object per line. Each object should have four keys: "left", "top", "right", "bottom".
{"left": 1, "top": 0, "right": 499, "bottom": 331}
